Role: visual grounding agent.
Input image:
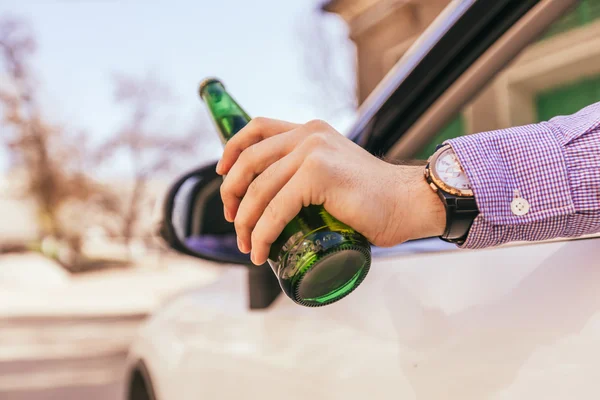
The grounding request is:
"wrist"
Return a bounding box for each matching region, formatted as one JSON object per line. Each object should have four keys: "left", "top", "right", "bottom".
{"left": 402, "top": 165, "right": 446, "bottom": 240}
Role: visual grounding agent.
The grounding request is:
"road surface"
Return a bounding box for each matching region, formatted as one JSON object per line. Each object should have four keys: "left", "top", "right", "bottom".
{"left": 0, "top": 251, "right": 222, "bottom": 399}
{"left": 0, "top": 315, "right": 146, "bottom": 400}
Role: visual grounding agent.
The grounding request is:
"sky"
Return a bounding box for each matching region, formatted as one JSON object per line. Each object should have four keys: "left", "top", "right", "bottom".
{"left": 0, "top": 0, "right": 356, "bottom": 176}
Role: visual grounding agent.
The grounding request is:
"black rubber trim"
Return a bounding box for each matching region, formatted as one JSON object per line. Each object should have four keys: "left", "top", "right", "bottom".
{"left": 353, "top": 0, "right": 543, "bottom": 156}
{"left": 128, "top": 359, "right": 158, "bottom": 400}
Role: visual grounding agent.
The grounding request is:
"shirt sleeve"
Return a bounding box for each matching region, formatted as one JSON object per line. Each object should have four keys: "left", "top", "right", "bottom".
{"left": 445, "top": 101, "right": 600, "bottom": 249}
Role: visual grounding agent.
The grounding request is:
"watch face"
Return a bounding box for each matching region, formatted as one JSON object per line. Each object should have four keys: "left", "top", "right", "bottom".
{"left": 433, "top": 146, "right": 472, "bottom": 195}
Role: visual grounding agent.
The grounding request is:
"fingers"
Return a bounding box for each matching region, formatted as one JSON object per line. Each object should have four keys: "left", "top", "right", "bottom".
{"left": 250, "top": 168, "right": 314, "bottom": 265}
{"left": 233, "top": 151, "right": 304, "bottom": 254}
{"left": 216, "top": 117, "right": 299, "bottom": 175}
{"left": 218, "top": 118, "right": 340, "bottom": 264}
{"left": 220, "top": 127, "right": 308, "bottom": 222}
{"left": 229, "top": 134, "right": 331, "bottom": 258}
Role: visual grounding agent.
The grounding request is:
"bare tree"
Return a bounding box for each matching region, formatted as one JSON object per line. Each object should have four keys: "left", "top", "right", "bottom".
{"left": 0, "top": 16, "right": 117, "bottom": 266}
{"left": 98, "top": 73, "right": 200, "bottom": 246}
{"left": 296, "top": 7, "right": 358, "bottom": 120}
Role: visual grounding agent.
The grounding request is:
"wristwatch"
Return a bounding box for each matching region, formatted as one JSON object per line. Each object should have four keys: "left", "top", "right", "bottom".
{"left": 424, "top": 144, "right": 478, "bottom": 244}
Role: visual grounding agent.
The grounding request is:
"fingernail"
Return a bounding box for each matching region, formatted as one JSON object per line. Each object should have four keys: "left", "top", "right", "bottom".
{"left": 250, "top": 251, "right": 257, "bottom": 265}
{"left": 216, "top": 160, "right": 222, "bottom": 174}
{"left": 237, "top": 238, "right": 249, "bottom": 254}
{"left": 224, "top": 207, "right": 231, "bottom": 221}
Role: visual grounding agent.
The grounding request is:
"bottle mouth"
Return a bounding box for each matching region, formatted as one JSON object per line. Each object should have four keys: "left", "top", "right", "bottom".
{"left": 293, "top": 245, "right": 371, "bottom": 307}
{"left": 198, "top": 77, "right": 223, "bottom": 97}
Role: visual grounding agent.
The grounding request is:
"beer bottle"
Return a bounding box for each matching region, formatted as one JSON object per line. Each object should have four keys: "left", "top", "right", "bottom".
{"left": 199, "top": 78, "right": 371, "bottom": 307}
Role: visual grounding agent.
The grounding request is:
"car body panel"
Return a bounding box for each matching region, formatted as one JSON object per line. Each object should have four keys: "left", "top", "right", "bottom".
{"left": 127, "top": 236, "right": 600, "bottom": 399}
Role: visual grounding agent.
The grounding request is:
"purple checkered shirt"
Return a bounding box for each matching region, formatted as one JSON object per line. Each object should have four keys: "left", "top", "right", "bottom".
{"left": 446, "top": 101, "right": 600, "bottom": 249}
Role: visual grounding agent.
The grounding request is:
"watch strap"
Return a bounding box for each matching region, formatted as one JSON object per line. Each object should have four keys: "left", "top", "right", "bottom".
{"left": 439, "top": 193, "right": 478, "bottom": 244}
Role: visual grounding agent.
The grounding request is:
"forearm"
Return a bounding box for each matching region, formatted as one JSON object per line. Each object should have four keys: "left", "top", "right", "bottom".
{"left": 446, "top": 102, "right": 600, "bottom": 248}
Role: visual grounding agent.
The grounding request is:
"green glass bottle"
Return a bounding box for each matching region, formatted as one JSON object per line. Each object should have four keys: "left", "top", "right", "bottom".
{"left": 199, "top": 78, "right": 371, "bottom": 307}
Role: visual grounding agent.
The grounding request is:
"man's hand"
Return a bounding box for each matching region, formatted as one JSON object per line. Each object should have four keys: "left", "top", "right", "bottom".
{"left": 216, "top": 117, "right": 446, "bottom": 265}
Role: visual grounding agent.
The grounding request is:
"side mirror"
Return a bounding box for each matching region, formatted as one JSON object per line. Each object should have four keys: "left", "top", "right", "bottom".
{"left": 158, "top": 162, "right": 281, "bottom": 309}
{"left": 159, "top": 162, "right": 251, "bottom": 265}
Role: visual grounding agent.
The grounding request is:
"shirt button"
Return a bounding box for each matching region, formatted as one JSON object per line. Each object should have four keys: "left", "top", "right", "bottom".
{"left": 511, "top": 197, "right": 530, "bottom": 216}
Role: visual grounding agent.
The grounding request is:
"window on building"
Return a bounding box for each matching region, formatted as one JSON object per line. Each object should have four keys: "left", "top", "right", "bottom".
{"left": 541, "top": 0, "right": 600, "bottom": 39}
{"left": 536, "top": 75, "right": 600, "bottom": 122}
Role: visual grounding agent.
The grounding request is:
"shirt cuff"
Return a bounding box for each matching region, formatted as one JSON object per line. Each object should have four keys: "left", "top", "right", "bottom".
{"left": 445, "top": 122, "right": 576, "bottom": 249}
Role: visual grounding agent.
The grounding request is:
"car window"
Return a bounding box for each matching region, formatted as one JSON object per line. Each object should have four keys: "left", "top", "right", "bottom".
{"left": 413, "top": 0, "right": 600, "bottom": 157}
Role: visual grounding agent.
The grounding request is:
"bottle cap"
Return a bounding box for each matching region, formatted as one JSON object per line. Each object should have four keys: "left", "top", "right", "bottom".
{"left": 198, "top": 77, "right": 224, "bottom": 97}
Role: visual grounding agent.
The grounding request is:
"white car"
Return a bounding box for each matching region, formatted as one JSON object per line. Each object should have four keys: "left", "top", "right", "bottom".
{"left": 125, "top": 0, "right": 600, "bottom": 399}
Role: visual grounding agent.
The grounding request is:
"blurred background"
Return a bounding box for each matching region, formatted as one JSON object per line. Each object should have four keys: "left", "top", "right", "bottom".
{"left": 1, "top": 0, "right": 599, "bottom": 398}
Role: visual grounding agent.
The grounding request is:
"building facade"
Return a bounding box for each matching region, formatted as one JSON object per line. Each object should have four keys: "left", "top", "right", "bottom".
{"left": 324, "top": 0, "right": 600, "bottom": 158}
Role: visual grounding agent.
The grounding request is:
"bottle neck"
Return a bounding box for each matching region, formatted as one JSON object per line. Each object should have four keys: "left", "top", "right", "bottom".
{"left": 201, "top": 82, "right": 251, "bottom": 143}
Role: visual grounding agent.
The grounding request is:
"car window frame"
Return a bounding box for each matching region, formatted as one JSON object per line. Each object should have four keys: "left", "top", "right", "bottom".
{"left": 346, "top": 0, "right": 578, "bottom": 157}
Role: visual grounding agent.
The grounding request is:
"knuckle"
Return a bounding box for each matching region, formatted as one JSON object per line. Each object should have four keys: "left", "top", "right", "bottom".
{"left": 246, "top": 179, "right": 260, "bottom": 197}
{"left": 249, "top": 116, "right": 268, "bottom": 130}
{"left": 266, "top": 199, "right": 278, "bottom": 218}
{"left": 219, "top": 181, "right": 229, "bottom": 198}
{"left": 221, "top": 175, "right": 245, "bottom": 202}
{"left": 305, "top": 119, "right": 329, "bottom": 132}
{"left": 299, "top": 133, "right": 331, "bottom": 157}
{"left": 265, "top": 200, "right": 285, "bottom": 229}
{"left": 240, "top": 142, "right": 263, "bottom": 166}
{"left": 260, "top": 163, "right": 277, "bottom": 182}
{"left": 307, "top": 132, "right": 329, "bottom": 147}
{"left": 304, "top": 150, "right": 327, "bottom": 169}
{"left": 250, "top": 229, "right": 263, "bottom": 246}
{"left": 225, "top": 131, "right": 243, "bottom": 149}
{"left": 238, "top": 146, "right": 252, "bottom": 165}
{"left": 234, "top": 213, "right": 250, "bottom": 232}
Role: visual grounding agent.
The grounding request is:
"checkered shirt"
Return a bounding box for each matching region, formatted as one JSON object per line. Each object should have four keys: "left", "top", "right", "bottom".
{"left": 446, "top": 101, "right": 600, "bottom": 249}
